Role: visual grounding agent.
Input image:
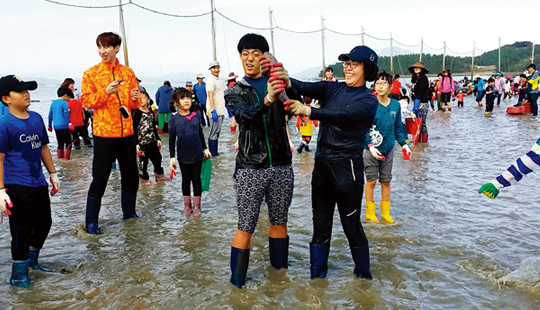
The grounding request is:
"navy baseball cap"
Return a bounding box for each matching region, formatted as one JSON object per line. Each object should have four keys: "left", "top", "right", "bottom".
{"left": 0, "top": 75, "right": 38, "bottom": 97}
{"left": 338, "top": 46, "right": 378, "bottom": 66}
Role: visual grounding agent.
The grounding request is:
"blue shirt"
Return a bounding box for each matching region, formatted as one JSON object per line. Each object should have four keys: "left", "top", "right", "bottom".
{"left": 476, "top": 79, "right": 485, "bottom": 92}
{"left": 364, "top": 98, "right": 407, "bottom": 154}
{"left": 0, "top": 105, "right": 8, "bottom": 116}
{"left": 193, "top": 82, "right": 207, "bottom": 106}
{"left": 48, "top": 99, "right": 70, "bottom": 129}
{"left": 155, "top": 85, "right": 173, "bottom": 113}
{"left": 0, "top": 111, "right": 49, "bottom": 187}
{"left": 169, "top": 111, "right": 206, "bottom": 164}
{"left": 244, "top": 76, "right": 268, "bottom": 101}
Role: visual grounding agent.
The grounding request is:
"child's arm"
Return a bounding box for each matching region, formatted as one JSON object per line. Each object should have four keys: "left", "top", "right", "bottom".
{"left": 394, "top": 106, "right": 408, "bottom": 147}
{"left": 48, "top": 105, "right": 53, "bottom": 130}
{"left": 168, "top": 116, "right": 177, "bottom": 178}
{"left": 0, "top": 153, "right": 13, "bottom": 215}
{"left": 168, "top": 116, "right": 176, "bottom": 159}
{"left": 132, "top": 110, "right": 141, "bottom": 146}
{"left": 479, "top": 138, "right": 540, "bottom": 198}
{"left": 41, "top": 145, "right": 59, "bottom": 194}
{"left": 198, "top": 122, "right": 211, "bottom": 158}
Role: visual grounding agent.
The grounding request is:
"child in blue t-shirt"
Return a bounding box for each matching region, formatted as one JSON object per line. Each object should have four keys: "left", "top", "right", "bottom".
{"left": 48, "top": 87, "right": 74, "bottom": 160}
{"left": 363, "top": 72, "right": 412, "bottom": 224}
{"left": 0, "top": 75, "right": 60, "bottom": 288}
{"left": 168, "top": 88, "right": 211, "bottom": 217}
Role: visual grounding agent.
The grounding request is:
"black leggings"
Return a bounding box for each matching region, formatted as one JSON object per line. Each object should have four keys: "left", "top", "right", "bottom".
{"left": 6, "top": 184, "right": 51, "bottom": 261}
{"left": 311, "top": 158, "right": 368, "bottom": 247}
{"left": 138, "top": 143, "right": 164, "bottom": 180}
{"left": 72, "top": 126, "right": 92, "bottom": 146}
{"left": 88, "top": 136, "right": 139, "bottom": 198}
{"left": 54, "top": 129, "right": 71, "bottom": 150}
{"left": 179, "top": 159, "right": 202, "bottom": 196}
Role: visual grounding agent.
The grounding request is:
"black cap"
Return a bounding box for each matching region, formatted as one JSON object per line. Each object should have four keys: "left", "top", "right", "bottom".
{"left": 527, "top": 64, "right": 536, "bottom": 69}
{"left": 338, "top": 46, "right": 378, "bottom": 66}
{"left": 0, "top": 75, "right": 38, "bottom": 97}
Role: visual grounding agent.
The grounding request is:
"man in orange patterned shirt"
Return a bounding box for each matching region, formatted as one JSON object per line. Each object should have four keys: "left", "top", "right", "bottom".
{"left": 81, "top": 32, "right": 141, "bottom": 235}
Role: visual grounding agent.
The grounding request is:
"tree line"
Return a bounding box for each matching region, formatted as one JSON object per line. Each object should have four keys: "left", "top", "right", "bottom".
{"left": 323, "top": 42, "right": 540, "bottom": 77}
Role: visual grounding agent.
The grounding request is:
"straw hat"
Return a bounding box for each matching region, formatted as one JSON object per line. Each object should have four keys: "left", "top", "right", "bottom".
{"left": 408, "top": 62, "right": 429, "bottom": 74}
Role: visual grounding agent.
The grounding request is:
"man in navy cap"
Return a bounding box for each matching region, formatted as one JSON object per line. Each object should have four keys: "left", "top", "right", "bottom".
{"left": 269, "top": 45, "right": 379, "bottom": 280}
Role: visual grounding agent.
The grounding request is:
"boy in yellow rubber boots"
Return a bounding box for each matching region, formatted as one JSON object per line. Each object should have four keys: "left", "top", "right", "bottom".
{"left": 363, "top": 72, "right": 411, "bottom": 223}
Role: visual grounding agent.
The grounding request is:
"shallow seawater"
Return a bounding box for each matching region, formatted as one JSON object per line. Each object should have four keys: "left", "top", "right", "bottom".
{"left": 1, "top": 86, "right": 540, "bottom": 309}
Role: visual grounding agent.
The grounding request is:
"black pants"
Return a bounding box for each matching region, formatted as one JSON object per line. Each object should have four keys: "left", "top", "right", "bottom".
{"left": 88, "top": 136, "right": 139, "bottom": 198}
{"left": 530, "top": 92, "right": 539, "bottom": 116}
{"left": 486, "top": 96, "right": 495, "bottom": 112}
{"left": 179, "top": 159, "right": 203, "bottom": 196}
{"left": 138, "top": 143, "right": 164, "bottom": 180}
{"left": 54, "top": 129, "right": 71, "bottom": 150}
{"left": 6, "top": 184, "right": 51, "bottom": 261}
{"left": 72, "top": 126, "right": 92, "bottom": 147}
{"left": 311, "top": 158, "right": 368, "bottom": 247}
{"left": 496, "top": 92, "right": 502, "bottom": 105}
{"left": 200, "top": 104, "right": 209, "bottom": 127}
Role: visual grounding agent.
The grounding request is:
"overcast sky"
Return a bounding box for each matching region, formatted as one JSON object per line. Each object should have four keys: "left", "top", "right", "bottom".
{"left": 1, "top": 0, "right": 539, "bottom": 81}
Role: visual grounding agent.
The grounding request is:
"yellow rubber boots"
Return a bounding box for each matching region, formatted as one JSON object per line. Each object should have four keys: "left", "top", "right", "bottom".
{"left": 365, "top": 201, "right": 380, "bottom": 223}
{"left": 380, "top": 201, "right": 395, "bottom": 223}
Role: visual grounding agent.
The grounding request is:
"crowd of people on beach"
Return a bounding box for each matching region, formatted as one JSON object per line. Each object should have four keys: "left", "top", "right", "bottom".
{"left": 0, "top": 30, "right": 539, "bottom": 290}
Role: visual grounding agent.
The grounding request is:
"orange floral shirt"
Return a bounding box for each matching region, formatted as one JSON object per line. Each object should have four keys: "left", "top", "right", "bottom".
{"left": 81, "top": 59, "right": 141, "bottom": 138}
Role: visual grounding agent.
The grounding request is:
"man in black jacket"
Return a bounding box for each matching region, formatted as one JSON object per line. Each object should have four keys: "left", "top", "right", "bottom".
{"left": 273, "top": 46, "right": 379, "bottom": 280}
{"left": 225, "top": 33, "right": 300, "bottom": 289}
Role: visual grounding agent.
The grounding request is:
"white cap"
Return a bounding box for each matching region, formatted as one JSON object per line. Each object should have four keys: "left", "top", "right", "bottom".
{"left": 208, "top": 61, "right": 220, "bottom": 69}
{"left": 196, "top": 73, "right": 205, "bottom": 79}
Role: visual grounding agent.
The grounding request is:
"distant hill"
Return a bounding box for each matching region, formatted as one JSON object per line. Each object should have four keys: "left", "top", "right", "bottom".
{"left": 320, "top": 41, "right": 539, "bottom": 77}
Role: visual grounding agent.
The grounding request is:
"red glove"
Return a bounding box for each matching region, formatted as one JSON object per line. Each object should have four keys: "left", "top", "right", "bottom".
{"left": 170, "top": 168, "right": 177, "bottom": 180}
{"left": 68, "top": 123, "right": 75, "bottom": 131}
{"left": 259, "top": 55, "right": 271, "bottom": 76}
{"left": 47, "top": 127, "right": 52, "bottom": 132}
{"left": 50, "top": 178, "right": 59, "bottom": 196}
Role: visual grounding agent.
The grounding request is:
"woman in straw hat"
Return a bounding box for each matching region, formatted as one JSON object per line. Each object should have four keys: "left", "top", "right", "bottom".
{"left": 409, "top": 62, "right": 430, "bottom": 143}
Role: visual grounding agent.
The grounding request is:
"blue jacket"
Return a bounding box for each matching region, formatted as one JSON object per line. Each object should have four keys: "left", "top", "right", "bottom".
{"left": 364, "top": 99, "right": 407, "bottom": 154}
{"left": 476, "top": 79, "right": 485, "bottom": 92}
{"left": 155, "top": 85, "right": 173, "bottom": 113}
{"left": 193, "top": 82, "right": 207, "bottom": 106}
{"left": 291, "top": 79, "right": 378, "bottom": 160}
{"left": 48, "top": 99, "right": 70, "bottom": 129}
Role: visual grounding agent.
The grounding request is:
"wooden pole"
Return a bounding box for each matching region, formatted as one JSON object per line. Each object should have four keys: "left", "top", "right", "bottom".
{"left": 118, "top": 0, "right": 129, "bottom": 67}
{"left": 321, "top": 16, "right": 326, "bottom": 75}
{"left": 532, "top": 42, "right": 535, "bottom": 64}
{"left": 419, "top": 37, "right": 423, "bottom": 62}
{"left": 390, "top": 32, "right": 394, "bottom": 76}
{"left": 442, "top": 41, "right": 446, "bottom": 72}
{"left": 211, "top": 0, "right": 216, "bottom": 61}
{"left": 269, "top": 8, "right": 275, "bottom": 55}
{"left": 498, "top": 37, "right": 501, "bottom": 72}
{"left": 471, "top": 41, "right": 475, "bottom": 80}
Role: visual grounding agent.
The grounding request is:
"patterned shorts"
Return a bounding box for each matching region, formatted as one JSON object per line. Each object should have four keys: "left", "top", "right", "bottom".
{"left": 235, "top": 165, "right": 294, "bottom": 234}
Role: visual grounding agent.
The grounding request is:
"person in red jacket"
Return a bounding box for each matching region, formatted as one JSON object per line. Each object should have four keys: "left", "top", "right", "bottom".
{"left": 80, "top": 32, "right": 141, "bottom": 235}
{"left": 67, "top": 93, "right": 93, "bottom": 149}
